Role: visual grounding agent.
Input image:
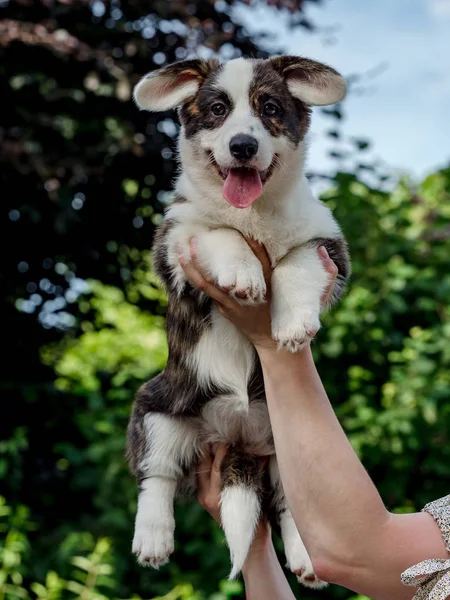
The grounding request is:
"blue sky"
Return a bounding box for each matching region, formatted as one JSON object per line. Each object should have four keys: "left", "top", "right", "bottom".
{"left": 234, "top": 0, "right": 450, "bottom": 181}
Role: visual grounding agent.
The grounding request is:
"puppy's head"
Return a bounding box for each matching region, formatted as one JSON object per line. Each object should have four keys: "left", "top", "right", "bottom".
{"left": 134, "top": 56, "right": 345, "bottom": 208}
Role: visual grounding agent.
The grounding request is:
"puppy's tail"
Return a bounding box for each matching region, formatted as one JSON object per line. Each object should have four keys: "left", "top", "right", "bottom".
{"left": 220, "top": 451, "right": 265, "bottom": 580}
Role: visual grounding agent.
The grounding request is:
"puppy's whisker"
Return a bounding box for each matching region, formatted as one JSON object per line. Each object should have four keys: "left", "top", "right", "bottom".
{"left": 274, "top": 156, "right": 288, "bottom": 177}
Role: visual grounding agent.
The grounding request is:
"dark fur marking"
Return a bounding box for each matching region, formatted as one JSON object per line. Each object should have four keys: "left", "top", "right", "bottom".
{"left": 249, "top": 60, "right": 311, "bottom": 146}
{"left": 140, "top": 209, "right": 231, "bottom": 416}
{"left": 126, "top": 407, "right": 149, "bottom": 479}
{"left": 179, "top": 65, "right": 229, "bottom": 138}
{"left": 221, "top": 449, "right": 265, "bottom": 496}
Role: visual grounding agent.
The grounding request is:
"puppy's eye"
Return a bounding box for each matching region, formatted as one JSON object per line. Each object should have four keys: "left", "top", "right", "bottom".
{"left": 263, "top": 102, "right": 280, "bottom": 117}
{"left": 211, "top": 102, "right": 226, "bottom": 116}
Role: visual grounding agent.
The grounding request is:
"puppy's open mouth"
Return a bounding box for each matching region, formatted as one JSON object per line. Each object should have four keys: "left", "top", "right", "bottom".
{"left": 206, "top": 153, "right": 277, "bottom": 209}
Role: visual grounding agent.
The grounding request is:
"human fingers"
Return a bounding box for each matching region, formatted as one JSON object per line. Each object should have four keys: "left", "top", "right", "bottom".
{"left": 210, "top": 443, "right": 228, "bottom": 491}
{"left": 318, "top": 246, "right": 339, "bottom": 306}
{"left": 196, "top": 448, "right": 214, "bottom": 503}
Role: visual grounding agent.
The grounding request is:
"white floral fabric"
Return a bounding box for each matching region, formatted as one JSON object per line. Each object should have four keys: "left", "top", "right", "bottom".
{"left": 401, "top": 495, "right": 450, "bottom": 600}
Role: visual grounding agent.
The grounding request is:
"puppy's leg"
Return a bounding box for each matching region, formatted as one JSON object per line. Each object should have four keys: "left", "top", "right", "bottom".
{"left": 269, "top": 456, "right": 327, "bottom": 590}
{"left": 194, "top": 229, "right": 266, "bottom": 305}
{"left": 133, "top": 477, "right": 175, "bottom": 569}
{"left": 128, "top": 412, "right": 199, "bottom": 568}
{"left": 157, "top": 220, "right": 266, "bottom": 304}
{"left": 271, "top": 245, "right": 327, "bottom": 352}
{"left": 154, "top": 219, "right": 207, "bottom": 297}
{"left": 271, "top": 238, "right": 349, "bottom": 352}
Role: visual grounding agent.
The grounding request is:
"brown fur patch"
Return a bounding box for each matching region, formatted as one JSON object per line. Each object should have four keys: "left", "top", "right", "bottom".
{"left": 249, "top": 60, "right": 310, "bottom": 146}
{"left": 181, "top": 76, "right": 232, "bottom": 138}
{"left": 221, "top": 449, "right": 265, "bottom": 494}
{"left": 135, "top": 206, "right": 231, "bottom": 416}
{"left": 171, "top": 195, "right": 188, "bottom": 205}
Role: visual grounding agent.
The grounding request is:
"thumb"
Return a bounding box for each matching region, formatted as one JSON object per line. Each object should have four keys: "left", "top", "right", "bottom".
{"left": 210, "top": 444, "right": 228, "bottom": 489}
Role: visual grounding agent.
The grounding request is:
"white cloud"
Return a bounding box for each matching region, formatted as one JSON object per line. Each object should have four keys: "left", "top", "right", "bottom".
{"left": 428, "top": 0, "right": 450, "bottom": 19}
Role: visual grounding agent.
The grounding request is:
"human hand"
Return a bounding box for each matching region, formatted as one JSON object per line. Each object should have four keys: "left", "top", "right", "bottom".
{"left": 178, "top": 239, "right": 338, "bottom": 352}
{"left": 196, "top": 444, "right": 228, "bottom": 524}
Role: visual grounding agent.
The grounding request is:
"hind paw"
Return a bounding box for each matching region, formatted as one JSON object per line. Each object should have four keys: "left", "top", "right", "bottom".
{"left": 285, "top": 537, "right": 327, "bottom": 590}
{"left": 132, "top": 519, "right": 174, "bottom": 568}
{"left": 293, "top": 566, "right": 328, "bottom": 590}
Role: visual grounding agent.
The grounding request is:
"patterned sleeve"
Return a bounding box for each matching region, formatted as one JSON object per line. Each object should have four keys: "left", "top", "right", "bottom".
{"left": 401, "top": 495, "right": 450, "bottom": 599}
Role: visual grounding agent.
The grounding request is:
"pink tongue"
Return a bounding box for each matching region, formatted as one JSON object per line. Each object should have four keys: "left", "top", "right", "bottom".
{"left": 223, "top": 168, "right": 263, "bottom": 208}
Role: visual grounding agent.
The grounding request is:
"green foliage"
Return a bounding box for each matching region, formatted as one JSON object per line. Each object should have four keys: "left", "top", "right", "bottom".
{"left": 0, "top": 498, "right": 242, "bottom": 600}
{"left": 0, "top": 498, "right": 32, "bottom": 600}
{"left": 317, "top": 169, "right": 450, "bottom": 509}
{"left": 42, "top": 273, "right": 168, "bottom": 394}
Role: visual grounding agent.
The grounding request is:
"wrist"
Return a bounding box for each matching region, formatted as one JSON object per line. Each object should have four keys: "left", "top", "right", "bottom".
{"left": 255, "top": 341, "right": 312, "bottom": 366}
{"left": 251, "top": 337, "right": 278, "bottom": 354}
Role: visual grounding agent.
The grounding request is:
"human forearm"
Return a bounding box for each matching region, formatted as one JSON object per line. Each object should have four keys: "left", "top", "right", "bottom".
{"left": 242, "top": 524, "right": 296, "bottom": 600}
{"left": 257, "top": 345, "right": 388, "bottom": 561}
{"left": 256, "top": 345, "right": 448, "bottom": 599}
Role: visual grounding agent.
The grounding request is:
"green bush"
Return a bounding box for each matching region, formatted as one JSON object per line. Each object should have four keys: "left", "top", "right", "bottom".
{"left": 0, "top": 497, "right": 243, "bottom": 600}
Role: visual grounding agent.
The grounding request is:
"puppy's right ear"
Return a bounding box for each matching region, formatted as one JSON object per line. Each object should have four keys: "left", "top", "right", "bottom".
{"left": 134, "top": 58, "right": 220, "bottom": 112}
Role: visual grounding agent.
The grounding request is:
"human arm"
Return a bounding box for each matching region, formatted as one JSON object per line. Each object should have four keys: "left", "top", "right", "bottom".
{"left": 182, "top": 241, "right": 448, "bottom": 600}
{"left": 197, "top": 445, "right": 296, "bottom": 600}
{"left": 257, "top": 344, "right": 447, "bottom": 600}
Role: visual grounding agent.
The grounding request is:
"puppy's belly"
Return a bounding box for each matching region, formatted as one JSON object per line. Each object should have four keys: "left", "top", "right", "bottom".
{"left": 201, "top": 396, "right": 274, "bottom": 456}
{"left": 186, "top": 306, "right": 254, "bottom": 396}
{"left": 186, "top": 308, "right": 273, "bottom": 454}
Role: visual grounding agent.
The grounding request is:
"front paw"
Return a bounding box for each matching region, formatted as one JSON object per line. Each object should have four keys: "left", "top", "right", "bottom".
{"left": 216, "top": 263, "right": 266, "bottom": 305}
{"left": 272, "top": 309, "right": 320, "bottom": 352}
{"left": 132, "top": 518, "right": 175, "bottom": 568}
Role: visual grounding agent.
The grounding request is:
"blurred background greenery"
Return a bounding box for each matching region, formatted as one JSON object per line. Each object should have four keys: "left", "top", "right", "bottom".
{"left": 1, "top": 0, "right": 450, "bottom": 599}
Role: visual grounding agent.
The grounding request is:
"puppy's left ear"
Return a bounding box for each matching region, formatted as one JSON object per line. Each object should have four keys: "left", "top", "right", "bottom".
{"left": 270, "top": 56, "right": 346, "bottom": 106}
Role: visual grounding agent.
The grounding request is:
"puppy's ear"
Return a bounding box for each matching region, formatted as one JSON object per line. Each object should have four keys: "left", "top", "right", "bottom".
{"left": 134, "top": 58, "right": 220, "bottom": 111}
{"left": 270, "top": 56, "right": 346, "bottom": 106}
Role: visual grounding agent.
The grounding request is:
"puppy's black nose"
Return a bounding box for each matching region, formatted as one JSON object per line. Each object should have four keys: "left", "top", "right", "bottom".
{"left": 229, "top": 134, "right": 259, "bottom": 161}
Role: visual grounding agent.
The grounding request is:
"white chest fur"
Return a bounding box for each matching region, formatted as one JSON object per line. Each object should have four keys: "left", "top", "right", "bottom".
{"left": 186, "top": 306, "right": 254, "bottom": 400}
{"left": 185, "top": 307, "right": 274, "bottom": 455}
{"left": 170, "top": 169, "right": 340, "bottom": 265}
